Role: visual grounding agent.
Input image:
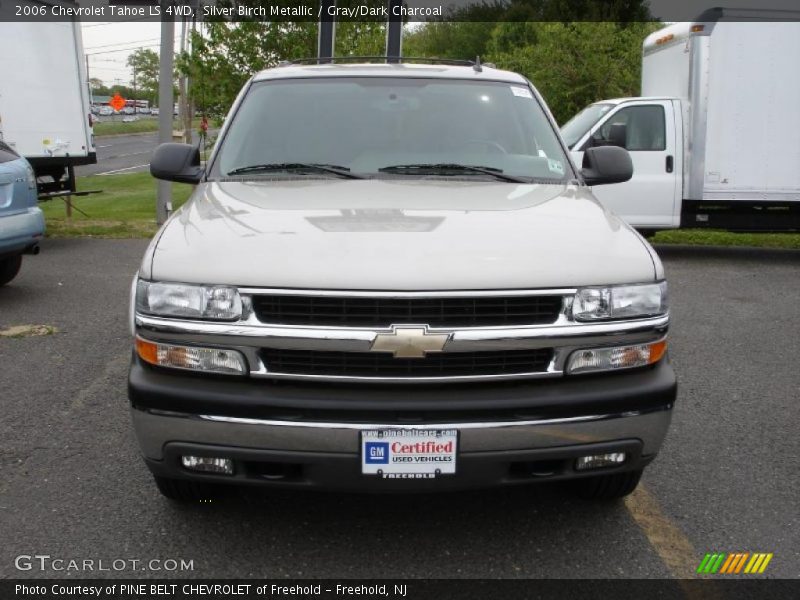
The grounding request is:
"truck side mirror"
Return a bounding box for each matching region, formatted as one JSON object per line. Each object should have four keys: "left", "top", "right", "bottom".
{"left": 580, "top": 146, "right": 633, "bottom": 186}
{"left": 150, "top": 143, "right": 203, "bottom": 184}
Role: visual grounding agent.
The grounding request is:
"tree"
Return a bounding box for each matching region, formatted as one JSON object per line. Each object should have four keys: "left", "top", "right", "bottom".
{"left": 179, "top": 20, "right": 385, "bottom": 122}
{"left": 126, "top": 48, "right": 160, "bottom": 103}
{"left": 488, "top": 21, "right": 661, "bottom": 123}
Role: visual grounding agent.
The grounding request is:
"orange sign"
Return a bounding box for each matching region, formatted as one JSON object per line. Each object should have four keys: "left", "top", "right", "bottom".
{"left": 109, "top": 93, "right": 126, "bottom": 112}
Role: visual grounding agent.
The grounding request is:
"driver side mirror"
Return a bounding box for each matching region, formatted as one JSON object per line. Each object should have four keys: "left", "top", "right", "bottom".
{"left": 150, "top": 143, "right": 203, "bottom": 184}
{"left": 580, "top": 146, "right": 633, "bottom": 186}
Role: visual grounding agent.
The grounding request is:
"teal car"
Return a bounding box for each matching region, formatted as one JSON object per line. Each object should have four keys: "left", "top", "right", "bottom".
{"left": 0, "top": 141, "right": 44, "bottom": 285}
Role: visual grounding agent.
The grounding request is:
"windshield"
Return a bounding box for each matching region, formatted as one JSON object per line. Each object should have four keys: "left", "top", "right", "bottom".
{"left": 211, "top": 77, "right": 572, "bottom": 182}
{"left": 561, "top": 103, "right": 614, "bottom": 149}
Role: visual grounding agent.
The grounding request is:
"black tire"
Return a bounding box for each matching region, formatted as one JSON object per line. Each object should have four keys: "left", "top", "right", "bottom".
{"left": 153, "top": 476, "right": 216, "bottom": 503}
{"left": 570, "top": 468, "right": 643, "bottom": 500}
{"left": 0, "top": 255, "right": 22, "bottom": 286}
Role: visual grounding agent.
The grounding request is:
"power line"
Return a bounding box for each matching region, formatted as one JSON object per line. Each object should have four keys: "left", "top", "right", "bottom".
{"left": 85, "top": 43, "right": 163, "bottom": 56}
{"left": 84, "top": 37, "right": 161, "bottom": 51}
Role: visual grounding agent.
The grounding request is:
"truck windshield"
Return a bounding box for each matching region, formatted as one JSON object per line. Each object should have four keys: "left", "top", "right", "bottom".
{"left": 561, "top": 103, "right": 614, "bottom": 149}
{"left": 212, "top": 77, "right": 572, "bottom": 182}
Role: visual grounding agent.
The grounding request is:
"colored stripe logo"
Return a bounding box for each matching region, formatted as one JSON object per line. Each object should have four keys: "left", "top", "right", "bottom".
{"left": 697, "top": 552, "right": 773, "bottom": 574}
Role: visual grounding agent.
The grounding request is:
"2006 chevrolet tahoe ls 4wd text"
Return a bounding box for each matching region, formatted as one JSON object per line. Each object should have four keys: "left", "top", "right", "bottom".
{"left": 129, "top": 60, "right": 675, "bottom": 502}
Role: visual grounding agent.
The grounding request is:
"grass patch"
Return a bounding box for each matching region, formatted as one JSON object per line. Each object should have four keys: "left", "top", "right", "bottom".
{"left": 652, "top": 229, "right": 800, "bottom": 250}
{"left": 94, "top": 117, "right": 201, "bottom": 137}
{"left": 40, "top": 172, "right": 193, "bottom": 238}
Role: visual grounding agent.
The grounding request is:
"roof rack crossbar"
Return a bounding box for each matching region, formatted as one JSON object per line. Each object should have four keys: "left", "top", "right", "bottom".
{"left": 285, "top": 56, "right": 477, "bottom": 67}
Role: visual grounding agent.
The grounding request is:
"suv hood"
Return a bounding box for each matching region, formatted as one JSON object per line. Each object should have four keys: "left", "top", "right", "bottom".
{"left": 145, "top": 179, "right": 658, "bottom": 290}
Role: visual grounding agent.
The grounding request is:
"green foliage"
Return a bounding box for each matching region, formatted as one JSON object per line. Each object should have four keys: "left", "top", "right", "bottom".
{"left": 403, "top": 22, "right": 497, "bottom": 60}
{"left": 178, "top": 3, "right": 386, "bottom": 122}
{"left": 488, "top": 21, "right": 660, "bottom": 124}
{"left": 178, "top": 0, "right": 658, "bottom": 125}
{"left": 126, "top": 48, "right": 161, "bottom": 104}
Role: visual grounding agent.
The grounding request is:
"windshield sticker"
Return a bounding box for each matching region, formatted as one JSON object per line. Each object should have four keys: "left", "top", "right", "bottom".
{"left": 511, "top": 86, "right": 533, "bottom": 99}
{"left": 547, "top": 158, "right": 565, "bottom": 175}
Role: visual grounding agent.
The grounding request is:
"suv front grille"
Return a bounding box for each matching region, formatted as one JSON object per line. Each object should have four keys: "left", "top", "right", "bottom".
{"left": 251, "top": 294, "right": 564, "bottom": 327}
{"left": 260, "top": 348, "right": 554, "bottom": 379}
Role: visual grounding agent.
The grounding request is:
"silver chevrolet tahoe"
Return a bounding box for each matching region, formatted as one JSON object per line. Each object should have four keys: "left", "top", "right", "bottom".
{"left": 130, "top": 60, "right": 675, "bottom": 502}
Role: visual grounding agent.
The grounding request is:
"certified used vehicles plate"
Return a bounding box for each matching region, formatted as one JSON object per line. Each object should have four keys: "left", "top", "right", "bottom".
{"left": 361, "top": 429, "right": 457, "bottom": 479}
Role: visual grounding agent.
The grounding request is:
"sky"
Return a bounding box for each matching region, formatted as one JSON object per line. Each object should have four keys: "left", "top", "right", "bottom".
{"left": 81, "top": 22, "right": 183, "bottom": 87}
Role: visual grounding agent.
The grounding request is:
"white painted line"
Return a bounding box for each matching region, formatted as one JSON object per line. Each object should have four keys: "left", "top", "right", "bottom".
{"left": 96, "top": 164, "right": 149, "bottom": 176}
{"left": 109, "top": 151, "right": 151, "bottom": 158}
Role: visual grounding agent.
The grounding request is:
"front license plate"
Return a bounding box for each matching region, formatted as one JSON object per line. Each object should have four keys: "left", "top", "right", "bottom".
{"left": 361, "top": 429, "right": 458, "bottom": 479}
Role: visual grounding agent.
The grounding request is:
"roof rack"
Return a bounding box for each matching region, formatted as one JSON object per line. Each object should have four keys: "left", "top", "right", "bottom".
{"left": 282, "top": 56, "right": 479, "bottom": 67}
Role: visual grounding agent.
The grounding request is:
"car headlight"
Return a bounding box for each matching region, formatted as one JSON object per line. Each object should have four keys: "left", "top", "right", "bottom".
{"left": 136, "top": 280, "right": 242, "bottom": 320}
{"left": 572, "top": 282, "right": 667, "bottom": 321}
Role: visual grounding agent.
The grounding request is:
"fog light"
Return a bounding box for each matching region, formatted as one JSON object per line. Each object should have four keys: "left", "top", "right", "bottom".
{"left": 181, "top": 455, "right": 234, "bottom": 475}
{"left": 575, "top": 452, "right": 626, "bottom": 471}
{"left": 136, "top": 336, "right": 247, "bottom": 375}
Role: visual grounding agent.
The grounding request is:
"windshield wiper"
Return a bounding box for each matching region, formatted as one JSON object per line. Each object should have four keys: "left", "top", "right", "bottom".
{"left": 378, "top": 163, "right": 527, "bottom": 183}
{"left": 226, "top": 163, "right": 364, "bottom": 179}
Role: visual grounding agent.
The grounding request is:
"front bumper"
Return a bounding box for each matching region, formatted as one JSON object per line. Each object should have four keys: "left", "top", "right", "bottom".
{"left": 129, "top": 358, "right": 676, "bottom": 492}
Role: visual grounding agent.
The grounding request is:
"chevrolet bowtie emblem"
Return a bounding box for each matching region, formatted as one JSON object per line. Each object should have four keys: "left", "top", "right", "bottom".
{"left": 370, "top": 326, "right": 451, "bottom": 359}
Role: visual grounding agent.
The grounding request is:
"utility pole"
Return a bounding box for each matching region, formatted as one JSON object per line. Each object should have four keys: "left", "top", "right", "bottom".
{"left": 178, "top": 17, "right": 191, "bottom": 144}
{"left": 132, "top": 61, "right": 137, "bottom": 113}
{"left": 85, "top": 55, "right": 93, "bottom": 104}
{"left": 157, "top": 8, "right": 174, "bottom": 225}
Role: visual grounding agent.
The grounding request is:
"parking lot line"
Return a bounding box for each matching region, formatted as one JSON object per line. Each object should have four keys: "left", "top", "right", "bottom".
{"left": 625, "top": 484, "right": 698, "bottom": 577}
{"left": 96, "top": 163, "right": 150, "bottom": 176}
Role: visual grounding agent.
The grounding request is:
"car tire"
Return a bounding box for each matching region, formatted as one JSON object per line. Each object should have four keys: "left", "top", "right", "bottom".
{"left": 570, "top": 468, "right": 643, "bottom": 500}
{"left": 153, "top": 476, "right": 216, "bottom": 503}
{"left": 0, "top": 255, "right": 22, "bottom": 286}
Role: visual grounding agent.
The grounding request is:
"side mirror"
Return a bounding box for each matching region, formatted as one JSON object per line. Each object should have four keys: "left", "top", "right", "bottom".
{"left": 150, "top": 143, "right": 203, "bottom": 184}
{"left": 580, "top": 146, "right": 633, "bottom": 186}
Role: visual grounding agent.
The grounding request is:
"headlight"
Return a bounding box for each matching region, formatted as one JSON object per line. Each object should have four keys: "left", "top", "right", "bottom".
{"left": 572, "top": 282, "right": 667, "bottom": 321}
{"left": 136, "top": 280, "right": 242, "bottom": 320}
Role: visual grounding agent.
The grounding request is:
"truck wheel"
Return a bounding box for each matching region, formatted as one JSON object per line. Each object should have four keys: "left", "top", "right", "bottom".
{"left": 153, "top": 476, "right": 216, "bottom": 503}
{"left": 570, "top": 468, "right": 643, "bottom": 500}
{"left": 0, "top": 255, "right": 22, "bottom": 286}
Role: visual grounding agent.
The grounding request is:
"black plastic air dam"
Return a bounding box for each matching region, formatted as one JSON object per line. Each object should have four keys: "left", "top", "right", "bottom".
{"left": 143, "top": 439, "right": 655, "bottom": 493}
{"left": 128, "top": 355, "right": 677, "bottom": 421}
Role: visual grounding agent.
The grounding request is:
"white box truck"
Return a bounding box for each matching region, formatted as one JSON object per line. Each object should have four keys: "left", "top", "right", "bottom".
{"left": 0, "top": 3, "right": 96, "bottom": 195}
{"left": 561, "top": 9, "right": 800, "bottom": 232}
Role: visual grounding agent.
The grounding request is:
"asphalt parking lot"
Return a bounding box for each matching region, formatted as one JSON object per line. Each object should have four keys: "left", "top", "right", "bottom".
{"left": 78, "top": 131, "right": 211, "bottom": 177}
{"left": 1, "top": 240, "right": 798, "bottom": 579}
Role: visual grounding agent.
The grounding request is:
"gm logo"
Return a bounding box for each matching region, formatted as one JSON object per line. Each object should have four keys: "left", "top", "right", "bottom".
{"left": 365, "top": 442, "right": 389, "bottom": 464}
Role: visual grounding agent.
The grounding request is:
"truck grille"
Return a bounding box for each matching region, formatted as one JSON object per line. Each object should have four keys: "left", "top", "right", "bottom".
{"left": 260, "top": 348, "right": 554, "bottom": 378}
{"left": 251, "top": 294, "right": 563, "bottom": 327}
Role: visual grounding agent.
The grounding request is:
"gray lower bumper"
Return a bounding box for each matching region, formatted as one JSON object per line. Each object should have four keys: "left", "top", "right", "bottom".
{"left": 133, "top": 406, "right": 672, "bottom": 460}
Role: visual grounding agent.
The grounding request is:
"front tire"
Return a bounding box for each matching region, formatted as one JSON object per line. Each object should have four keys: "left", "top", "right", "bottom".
{"left": 153, "top": 476, "right": 217, "bottom": 503}
{"left": 570, "top": 468, "right": 643, "bottom": 500}
{"left": 0, "top": 255, "right": 22, "bottom": 286}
